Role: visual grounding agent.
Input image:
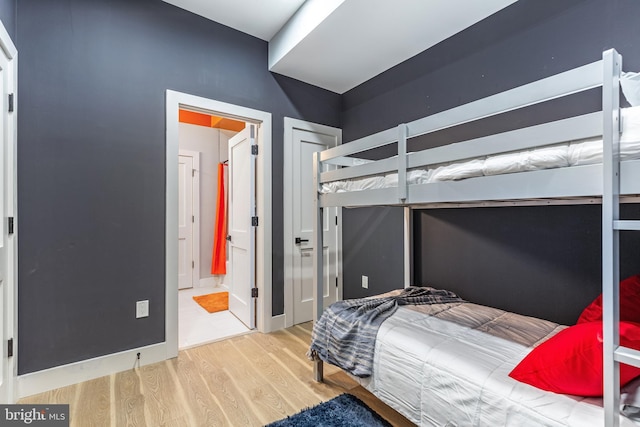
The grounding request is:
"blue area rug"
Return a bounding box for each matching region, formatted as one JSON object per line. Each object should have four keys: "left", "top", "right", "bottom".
{"left": 266, "top": 393, "right": 392, "bottom": 427}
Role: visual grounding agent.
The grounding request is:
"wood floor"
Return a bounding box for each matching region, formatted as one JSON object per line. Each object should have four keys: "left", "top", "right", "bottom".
{"left": 19, "top": 322, "right": 415, "bottom": 427}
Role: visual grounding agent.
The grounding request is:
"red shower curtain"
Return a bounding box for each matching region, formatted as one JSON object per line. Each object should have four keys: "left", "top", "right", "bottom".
{"left": 211, "top": 162, "right": 227, "bottom": 275}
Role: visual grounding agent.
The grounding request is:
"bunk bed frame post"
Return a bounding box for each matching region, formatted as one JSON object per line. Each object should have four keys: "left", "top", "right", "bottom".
{"left": 397, "top": 124, "right": 408, "bottom": 202}
{"left": 602, "top": 48, "right": 622, "bottom": 427}
{"left": 399, "top": 123, "right": 413, "bottom": 288}
{"left": 404, "top": 207, "right": 412, "bottom": 288}
{"left": 312, "top": 151, "right": 324, "bottom": 382}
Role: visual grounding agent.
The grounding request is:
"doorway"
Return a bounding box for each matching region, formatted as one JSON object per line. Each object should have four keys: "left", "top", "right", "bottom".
{"left": 176, "top": 112, "right": 253, "bottom": 348}
{"left": 166, "top": 91, "right": 273, "bottom": 358}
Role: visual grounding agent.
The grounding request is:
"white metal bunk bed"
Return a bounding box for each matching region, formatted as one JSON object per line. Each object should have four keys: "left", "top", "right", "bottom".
{"left": 311, "top": 49, "right": 640, "bottom": 426}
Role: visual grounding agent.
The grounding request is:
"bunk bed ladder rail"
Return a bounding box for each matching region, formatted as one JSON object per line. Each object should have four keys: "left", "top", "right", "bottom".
{"left": 602, "top": 48, "right": 640, "bottom": 427}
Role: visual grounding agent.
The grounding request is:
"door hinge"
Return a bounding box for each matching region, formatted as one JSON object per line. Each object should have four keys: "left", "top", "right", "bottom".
{"left": 335, "top": 277, "right": 338, "bottom": 288}
{"left": 335, "top": 216, "right": 338, "bottom": 225}
{"left": 251, "top": 145, "right": 258, "bottom": 155}
{"left": 192, "top": 260, "right": 194, "bottom": 269}
{"left": 252, "top": 216, "right": 258, "bottom": 227}
{"left": 8, "top": 217, "right": 14, "bottom": 234}
{"left": 7, "top": 338, "right": 13, "bottom": 357}
{"left": 192, "top": 169, "right": 195, "bottom": 177}
{"left": 8, "top": 93, "right": 13, "bottom": 113}
{"left": 192, "top": 215, "right": 195, "bottom": 223}
{"left": 251, "top": 288, "right": 258, "bottom": 298}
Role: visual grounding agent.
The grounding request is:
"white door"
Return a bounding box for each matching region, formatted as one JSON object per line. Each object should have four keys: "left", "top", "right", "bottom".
{"left": 0, "top": 49, "right": 14, "bottom": 403}
{"left": 0, "top": 68, "right": 7, "bottom": 403}
{"left": 292, "top": 129, "right": 339, "bottom": 325}
{"left": 228, "top": 125, "right": 256, "bottom": 329}
{"left": 178, "top": 155, "right": 194, "bottom": 290}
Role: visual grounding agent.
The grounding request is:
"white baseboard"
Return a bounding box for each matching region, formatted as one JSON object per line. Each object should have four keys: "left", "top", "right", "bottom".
{"left": 17, "top": 342, "right": 169, "bottom": 399}
{"left": 270, "top": 314, "right": 286, "bottom": 332}
{"left": 199, "top": 276, "right": 226, "bottom": 288}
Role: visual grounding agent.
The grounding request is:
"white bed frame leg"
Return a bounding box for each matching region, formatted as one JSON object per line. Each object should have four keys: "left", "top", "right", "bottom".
{"left": 404, "top": 206, "right": 412, "bottom": 288}
{"left": 313, "top": 359, "right": 324, "bottom": 382}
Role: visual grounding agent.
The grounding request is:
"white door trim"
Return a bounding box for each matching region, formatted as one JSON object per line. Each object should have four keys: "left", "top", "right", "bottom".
{"left": 283, "top": 118, "right": 342, "bottom": 328}
{"left": 167, "top": 90, "right": 273, "bottom": 360}
{"left": 0, "top": 19, "right": 17, "bottom": 404}
{"left": 178, "top": 149, "right": 200, "bottom": 288}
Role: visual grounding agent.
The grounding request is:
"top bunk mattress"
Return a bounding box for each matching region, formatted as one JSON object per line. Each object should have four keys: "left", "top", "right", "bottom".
{"left": 321, "top": 106, "right": 640, "bottom": 194}
{"left": 362, "top": 302, "right": 640, "bottom": 427}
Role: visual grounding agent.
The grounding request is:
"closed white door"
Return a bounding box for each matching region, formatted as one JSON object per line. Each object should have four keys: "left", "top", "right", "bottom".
{"left": 0, "top": 68, "right": 6, "bottom": 403}
{"left": 0, "top": 59, "right": 12, "bottom": 403}
{"left": 178, "top": 155, "right": 194, "bottom": 290}
{"left": 228, "top": 125, "right": 256, "bottom": 329}
{"left": 292, "top": 129, "right": 339, "bottom": 325}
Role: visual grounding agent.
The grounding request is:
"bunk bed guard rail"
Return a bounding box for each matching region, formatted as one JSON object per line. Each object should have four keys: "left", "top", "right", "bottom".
{"left": 315, "top": 54, "right": 629, "bottom": 208}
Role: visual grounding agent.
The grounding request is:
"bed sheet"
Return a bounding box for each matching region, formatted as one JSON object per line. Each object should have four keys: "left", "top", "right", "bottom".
{"left": 320, "top": 106, "right": 640, "bottom": 194}
{"left": 361, "top": 303, "right": 640, "bottom": 426}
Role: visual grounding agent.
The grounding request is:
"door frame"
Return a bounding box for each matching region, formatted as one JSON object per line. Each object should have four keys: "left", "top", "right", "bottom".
{"left": 166, "top": 91, "right": 273, "bottom": 359}
{"left": 178, "top": 149, "right": 200, "bottom": 289}
{"left": 0, "top": 19, "right": 17, "bottom": 403}
{"left": 283, "top": 118, "right": 342, "bottom": 328}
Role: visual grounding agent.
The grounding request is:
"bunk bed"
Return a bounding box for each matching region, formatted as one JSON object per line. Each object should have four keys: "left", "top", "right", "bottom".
{"left": 310, "top": 49, "right": 640, "bottom": 427}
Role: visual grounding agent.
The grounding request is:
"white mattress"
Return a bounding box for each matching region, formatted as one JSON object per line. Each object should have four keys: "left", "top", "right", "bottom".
{"left": 360, "top": 303, "right": 640, "bottom": 427}
{"left": 321, "top": 106, "right": 640, "bottom": 194}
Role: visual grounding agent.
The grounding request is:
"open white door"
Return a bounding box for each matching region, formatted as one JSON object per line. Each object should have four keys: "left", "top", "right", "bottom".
{"left": 228, "top": 124, "right": 256, "bottom": 329}
{"left": 289, "top": 127, "right": 340, "bottom": 325}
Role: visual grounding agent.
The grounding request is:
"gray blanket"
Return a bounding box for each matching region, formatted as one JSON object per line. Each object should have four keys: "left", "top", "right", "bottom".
{"left": 307, "top": 286, "right": 464, "bottom": 377}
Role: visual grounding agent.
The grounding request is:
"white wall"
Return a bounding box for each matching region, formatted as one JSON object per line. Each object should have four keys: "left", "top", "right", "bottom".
{"left": 178, "top": 123, "right": 236, "bottom": 285}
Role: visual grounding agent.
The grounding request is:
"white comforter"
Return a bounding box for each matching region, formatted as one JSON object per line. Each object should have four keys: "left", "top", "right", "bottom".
{"left": 361, "top": 303, "right": 640, "bottom": 426}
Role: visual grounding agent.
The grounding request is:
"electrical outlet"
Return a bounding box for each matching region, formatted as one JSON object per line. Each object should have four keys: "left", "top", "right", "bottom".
{"left": 362, "top": 275, "right": 369, "bottom": 289}
{"left": 136, "top": 300, "right": 149, "bottom": 318}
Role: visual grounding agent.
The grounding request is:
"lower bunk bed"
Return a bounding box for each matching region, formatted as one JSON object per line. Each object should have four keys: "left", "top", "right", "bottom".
{"left": 309, "top": 287, "right": 640, "bottom": 427}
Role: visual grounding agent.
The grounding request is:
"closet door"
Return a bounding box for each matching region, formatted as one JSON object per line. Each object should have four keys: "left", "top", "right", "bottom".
{"left": 292, "top": 129, "right": 338, "bottom": 325}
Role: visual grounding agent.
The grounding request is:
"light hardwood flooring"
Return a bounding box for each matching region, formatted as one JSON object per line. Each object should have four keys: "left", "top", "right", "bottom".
{"left": 19, "top": 322, "right": 415, "bottom": 427}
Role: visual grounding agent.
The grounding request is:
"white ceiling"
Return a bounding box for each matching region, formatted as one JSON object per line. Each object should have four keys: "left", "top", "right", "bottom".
{"left": 162, "top": 0, "right": 307, "bottom": 41}
{"left": 163, "top": 0, "right": 518, "bottom": 94}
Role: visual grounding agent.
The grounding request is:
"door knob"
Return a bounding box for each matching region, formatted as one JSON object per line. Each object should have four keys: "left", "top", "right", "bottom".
{"left": 295, "top": 237, "right": 309, "bottom": 245}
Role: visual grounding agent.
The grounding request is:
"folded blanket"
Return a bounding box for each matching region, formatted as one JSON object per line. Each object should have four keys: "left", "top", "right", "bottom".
{"left": 307, "top": 286, "right": 464, "bottom": 377}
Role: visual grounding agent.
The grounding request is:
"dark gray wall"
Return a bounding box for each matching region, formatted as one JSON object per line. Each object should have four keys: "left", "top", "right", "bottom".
{"left": 342, "top": 207, "right": 404, "bottom": 300}
{"left": 414, "top": 205, "right": 640, "bottom": 325}
{"left": 17, "top": 0, "right": 340, "bottom": 374}
{"left": 0, "top": 0, "right": 16, "bottom": 41}
{"left": 341, "top": 0, "right": 640, "bottom": 321}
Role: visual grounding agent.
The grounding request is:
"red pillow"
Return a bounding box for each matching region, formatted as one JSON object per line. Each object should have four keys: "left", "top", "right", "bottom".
{"left": 509, "top": 321, "right": 640, "bottom": 396}
{"left": 577, "top": 274, "right": 640, "bottom": 324}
